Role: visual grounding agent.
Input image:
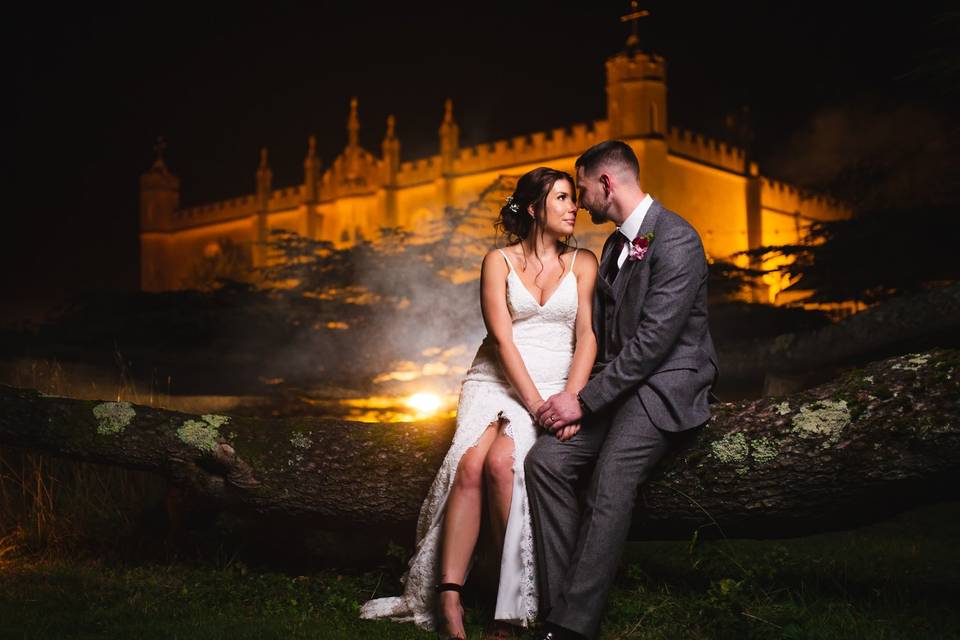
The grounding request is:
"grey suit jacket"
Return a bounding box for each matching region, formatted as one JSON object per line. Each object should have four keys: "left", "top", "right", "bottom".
{"left": 578, "top": 199, "right": 719, "bottom": 432}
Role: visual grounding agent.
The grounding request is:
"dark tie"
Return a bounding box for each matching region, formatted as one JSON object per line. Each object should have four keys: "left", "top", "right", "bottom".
{"left": 608, "top": 235, "right": 626, "bottom": 281}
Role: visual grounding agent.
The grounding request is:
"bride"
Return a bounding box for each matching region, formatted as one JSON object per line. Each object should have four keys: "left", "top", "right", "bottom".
{"left": 360, "top": 167, "right": 598, "bottom": 639}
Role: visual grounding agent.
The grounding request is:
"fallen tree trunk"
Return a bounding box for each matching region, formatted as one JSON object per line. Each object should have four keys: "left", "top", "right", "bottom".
{"left": 1, "top": 350, "right": 958, "bottom": 539}
{"left": 718, "top": 283, "right": 960, "bottom": 387}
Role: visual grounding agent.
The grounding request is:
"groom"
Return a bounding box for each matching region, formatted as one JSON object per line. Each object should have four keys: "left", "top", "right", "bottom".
{"left": 526, "top": 140, "right": 718, "bottom": 640}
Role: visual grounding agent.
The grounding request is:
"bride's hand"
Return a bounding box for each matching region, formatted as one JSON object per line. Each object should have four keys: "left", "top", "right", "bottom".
{"left": 556, "top": 423, "right": 581, "bottom": 441}
{"left": 528, "top": 398, "right": 545, "bottom": 418}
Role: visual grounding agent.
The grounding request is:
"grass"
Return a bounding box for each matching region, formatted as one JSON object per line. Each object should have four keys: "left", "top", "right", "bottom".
{"left": 0, "top": 558, "right": 401, "bottom": 640}
{"left": 602, "top": 501, "right": 960, "bottom": 639}
{"left": 1, "top": 501, "right": 958, "bottom": 639}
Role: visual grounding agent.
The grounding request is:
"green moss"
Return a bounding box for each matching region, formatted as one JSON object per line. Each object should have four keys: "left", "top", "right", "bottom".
{"left": 750, "top": 437, "right": 779, "bottom": 465}
{"left": 200, "top": 414, "right": 230, "bottom": 430}
{"left": 92, "top": 402, "right": 136, "bottom": 436}
{"left": 290, "top": 431, "right": 313, "bottom": 449}
{"left": 711, "top": 431, "right": 780, "bottom": 473}
{"left": 177, "top": 414, "right": 231, "bottom": 452}
{"left": 891, "top": 353, "right": 932, "bottom": 372}
{"left": 710, "top": 432, "right": 749, "bottom": 474}
{"left": 286, "top": 430, "right": 313, "bottom": 468}
{"left": 790, "top": 400, "right": 851, "bottom": 448}
{"left": 775, "top": 401, "right": 791, "bottom": 416}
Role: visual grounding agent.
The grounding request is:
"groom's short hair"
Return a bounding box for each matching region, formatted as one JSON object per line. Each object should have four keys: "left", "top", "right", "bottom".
{"left": 575, "top": 140, "right": 640, "bottom": 179}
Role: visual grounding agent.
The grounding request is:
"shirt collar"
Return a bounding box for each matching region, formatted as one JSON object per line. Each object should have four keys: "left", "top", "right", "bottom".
{"left": 617, "top": 194, "right": 653, "bottom": 242}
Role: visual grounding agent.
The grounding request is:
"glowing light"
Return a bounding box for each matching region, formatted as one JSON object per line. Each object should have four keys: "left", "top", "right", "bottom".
{"left": 373, "top": 371, "right": 420, "bottom": 383}
{"left": 405, "top": 392, "right": 443, "bottom": 416}
{"left": 421, "top": 362, "right": 450, "bottom": 376}
{"left": 333, "top": 392, "right": 456, "bottom": 422}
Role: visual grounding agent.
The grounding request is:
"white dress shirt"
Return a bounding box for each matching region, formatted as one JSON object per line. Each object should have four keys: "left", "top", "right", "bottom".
{"left": 616, "top": 194, "right": 654, "bottom": 268}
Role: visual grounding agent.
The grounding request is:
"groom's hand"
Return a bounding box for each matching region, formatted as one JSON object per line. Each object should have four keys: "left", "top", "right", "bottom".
{"left": 556, "top": 423, "right": 581, "bottom": 441}
{"left": 535, "top": 392, "right": 583, "bottom": 432}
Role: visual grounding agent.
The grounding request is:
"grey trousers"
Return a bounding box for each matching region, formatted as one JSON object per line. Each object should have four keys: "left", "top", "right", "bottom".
{"left": 524, "top": 393, "right": 683, "bottom": 639}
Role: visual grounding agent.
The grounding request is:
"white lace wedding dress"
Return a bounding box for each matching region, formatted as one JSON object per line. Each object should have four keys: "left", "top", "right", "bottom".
{"left": 359, "top": 248, "right": 580, "bottom": 630}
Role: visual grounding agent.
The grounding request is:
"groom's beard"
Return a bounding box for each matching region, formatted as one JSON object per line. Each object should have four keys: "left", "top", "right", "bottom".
{"left": 583, "top": 196, "right": 611, "bottom": 225}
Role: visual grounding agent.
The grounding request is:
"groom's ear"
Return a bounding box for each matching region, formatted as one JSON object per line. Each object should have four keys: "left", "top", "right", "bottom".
{"left": 599, "top": 173, "right": 612, "bottom": 197}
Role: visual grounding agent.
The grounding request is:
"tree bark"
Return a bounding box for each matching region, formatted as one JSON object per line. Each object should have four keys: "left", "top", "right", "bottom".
{"left": 717, "top": 283, "right": 960, "bottom": 387}
{"left": 1, "top": 350, "right": 958, "bottom": 539}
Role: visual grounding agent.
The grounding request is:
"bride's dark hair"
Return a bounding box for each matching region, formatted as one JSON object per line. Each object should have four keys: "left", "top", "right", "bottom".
{"left": 495, "top": 167, "right": 577, "bottom": 275}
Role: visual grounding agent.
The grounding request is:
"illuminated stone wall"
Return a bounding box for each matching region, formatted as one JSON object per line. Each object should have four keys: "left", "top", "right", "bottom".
{"left": 140, "top": 50, "right": 849, "bottom": 298}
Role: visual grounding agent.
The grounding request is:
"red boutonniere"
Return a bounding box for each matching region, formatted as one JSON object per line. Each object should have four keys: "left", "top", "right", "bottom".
{"left": 627, "top": 232, "right": 655, "bottom": 262}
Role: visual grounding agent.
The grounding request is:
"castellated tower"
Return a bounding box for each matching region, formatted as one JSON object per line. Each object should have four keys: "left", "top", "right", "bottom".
{"left": 606, "top": 49, "right": 668, "bottom": 195}
{"left": 139, "top": 138, "right": 180, "bottom": 233}
{"left": 605, "top": 50, "right": 667, "bottom": 140}
{"left": 139, "top": 138, "right": 180, "bottom": 290}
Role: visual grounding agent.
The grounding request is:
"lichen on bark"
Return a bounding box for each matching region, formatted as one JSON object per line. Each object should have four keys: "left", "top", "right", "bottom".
{"left": 92, "top": 402, "right": 136, "bottom": 435}
{"left": 790, "top": 399, "right": 851, "bottom": 447}
{"left": 177, "top": 414, "right": 231, "bottom": 452}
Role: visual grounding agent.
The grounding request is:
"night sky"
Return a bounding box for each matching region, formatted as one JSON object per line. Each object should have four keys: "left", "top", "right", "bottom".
{"left": 7, "top": 2, "right": 956, "bottom": 323}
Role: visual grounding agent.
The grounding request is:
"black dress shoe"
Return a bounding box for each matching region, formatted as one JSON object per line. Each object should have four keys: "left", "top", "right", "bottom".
{"left": 531, "top": 622, "right": 587, "bottom": 640}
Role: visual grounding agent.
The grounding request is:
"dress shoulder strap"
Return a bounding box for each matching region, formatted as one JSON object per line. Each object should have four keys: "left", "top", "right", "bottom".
{"left": 496, "top": 248, "right": 517, "bottom": 273}
{"left": 569, "top": 248, "right": 579, "bottom": 271}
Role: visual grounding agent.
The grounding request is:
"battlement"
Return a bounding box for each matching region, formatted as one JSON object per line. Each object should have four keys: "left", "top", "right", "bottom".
{"left": 173, "top": 185, "right": 310, "bottom": 228}
{"left": 761, "top": 178, "right": 851, "bottom": 221}
{"left": 396, "top": 155, "right": 441, "bottom": 186}
{"left": 271, "top": 185, "right": 304, "bottom": 209}
{"left": 455, "top": 120, "right": 610, "bottom": 174}
{"left": 667, "top": 126, "right": 745, "bottom": 174}
{"left": 605, "top": 50, "right": 666, "bottom": 82}
{"left": 169, "top": 118, "right": 615, "bottom": 216}
{"left": 177, "top": 194, "right": 258, "bottom": 222}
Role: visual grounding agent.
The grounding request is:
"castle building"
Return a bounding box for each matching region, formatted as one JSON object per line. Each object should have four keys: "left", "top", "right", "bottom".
{"left": 139, "top": 41, "right": 848, "bottom": 303}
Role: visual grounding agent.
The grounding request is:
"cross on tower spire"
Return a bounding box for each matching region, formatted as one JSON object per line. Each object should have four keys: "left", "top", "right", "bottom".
{"left": 620, "top": 1, "right": 650, "bottom": 52}
{"left": 152, "top": 136, "right": 168, "bottom": 166}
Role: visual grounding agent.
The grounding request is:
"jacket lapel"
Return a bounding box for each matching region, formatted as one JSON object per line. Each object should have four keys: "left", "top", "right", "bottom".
{"left": 613, "top": 199, "right": 662, "bottom": 317}
{"left": 593, "top": 231, "right": 619, "bottom": 358}
{"left": 597, "top": 230, "right": 619, "bottom": 296}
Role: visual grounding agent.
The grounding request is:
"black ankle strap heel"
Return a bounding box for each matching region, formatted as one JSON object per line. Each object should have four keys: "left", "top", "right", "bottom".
{"left": 435, "top": 582, "right": 466, "bottom": 639}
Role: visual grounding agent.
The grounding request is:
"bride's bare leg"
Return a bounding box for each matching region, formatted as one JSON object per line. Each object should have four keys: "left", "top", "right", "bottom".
{"left": 439, "top": 422, "right": 500, "bottom": 638}
{"left": 483, "top": 428, "right": 516, "bottom": 559}
{"left": 481, "top": 429, "right": 519, "bottom": 637}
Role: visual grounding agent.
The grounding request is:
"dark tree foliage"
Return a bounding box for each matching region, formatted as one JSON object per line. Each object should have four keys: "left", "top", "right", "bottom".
{"left": 190, "top": 237, "right": 254, "bottom": 291}
{"left": 704, "top": 259, "right": 832, "bottom": 345}
{"left": 740, "top": 206, "right": 960, "bottom": 306}
{"left": 707, "top": 258, "right": 766, "bottom": 304}
{"left": 254, "top": 176, "right": 511, "bottom": 321}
